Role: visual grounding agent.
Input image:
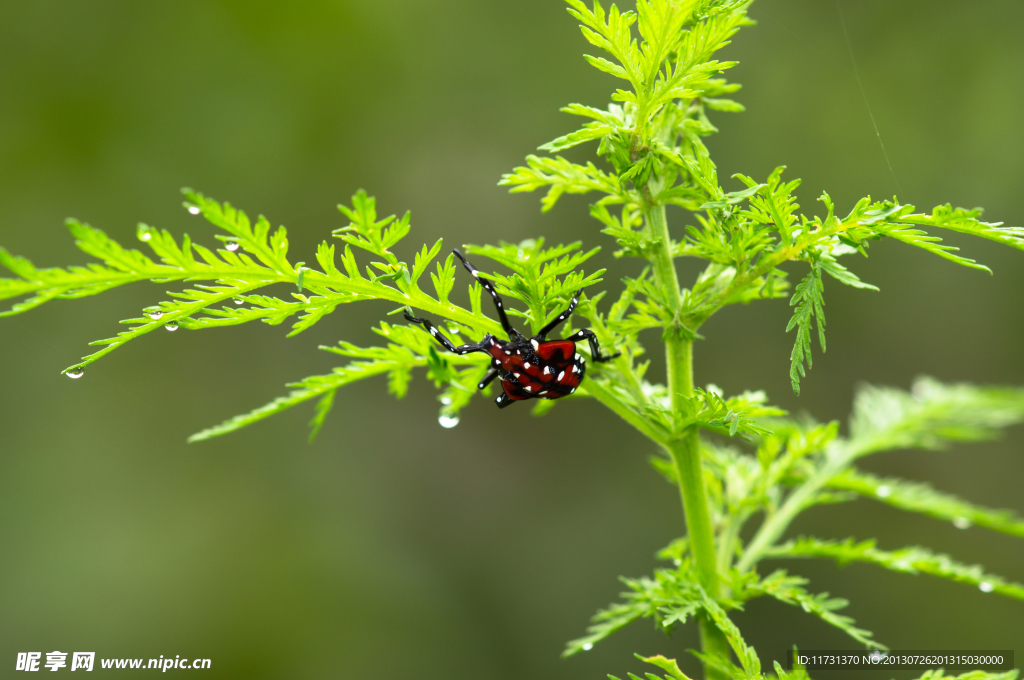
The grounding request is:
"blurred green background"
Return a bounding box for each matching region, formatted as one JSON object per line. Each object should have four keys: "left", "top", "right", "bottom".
{"left": 1, "top": 0, "right": 1022, "bottom": 677}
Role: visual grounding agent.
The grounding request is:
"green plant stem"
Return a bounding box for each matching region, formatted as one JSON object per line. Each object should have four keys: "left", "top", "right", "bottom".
{"left": 580, "top": 379, "right": 669, "bottom": 444}
{"left": 647, "top": 205, "right": 690, "bottom": 411}
{"left": 648, "top": 203, "right": 729, "bottom": 680}
{"left": 667, "top": 432, "right": 730, "bottom": 678}
{"left": 736, "top": 443, "right": 855, "bottom": 573}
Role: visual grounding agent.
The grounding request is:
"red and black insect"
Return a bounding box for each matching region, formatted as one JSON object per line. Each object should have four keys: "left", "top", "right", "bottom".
{"left": 404, "top": 249, "right": 619, "bottom": 409}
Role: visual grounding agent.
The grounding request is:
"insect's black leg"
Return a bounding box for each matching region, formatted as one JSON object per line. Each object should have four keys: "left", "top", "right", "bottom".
{"left": 565, "top": 329, "right": 620, "bottom": 363}
{"left": 404, "top": 310, "right": 489, "bottom": 355}
{"left": 495, "top": 392, "right": 515, "bottom": 409}
{"left": 452, "top": 249, "right": 521, "bottom": 340}
{"left": 536, "top": 288, "right": 581, "bottom": 340}
{"left": 477, "top": 368, "right": 500, "bottom": 391}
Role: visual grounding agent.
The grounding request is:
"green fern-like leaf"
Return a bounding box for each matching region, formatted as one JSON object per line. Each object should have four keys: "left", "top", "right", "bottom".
{"left": 848, "top": 377, "right": 1024, "bottom": 456}
{"left": 734, "top": 569, "right": 881, "bottom": 648}
{"left": 785, "top": 264, "right": 825, "bottom": 395}
{"left": 827, "top": 469, "right": 1024, "bottom": 538}
{"left": 766, "top": 537, "right": 1024, "bottom": 600}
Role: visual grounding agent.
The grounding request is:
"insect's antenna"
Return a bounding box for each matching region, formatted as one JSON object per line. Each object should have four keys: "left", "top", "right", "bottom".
{"left": 536, "top": 288, "right": 581, "bottom": 340}
{"left": 452, "top": 249, "right": 519, "bottom": 339}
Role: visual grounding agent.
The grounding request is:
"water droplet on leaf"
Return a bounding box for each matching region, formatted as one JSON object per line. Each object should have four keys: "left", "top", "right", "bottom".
{"left": 188, "top": 206, "right": 202, "bottom": 215}
{"left": 225, "top": 241, "right": 240, "bottom": 252}
{"left": 875, "top": 485, "right": 891, "bottom": 498}
{"left": 582, "top": 643, "right": 593, "bottom": 652}
{"left": 438, "top": 414, "right": 459, "bottom": 428}
{"left": 233, "top": 298, "right": 244, "bottom": 305}
{"left": 979, "top": 581, "right": 994, "bottom": 593}
{"left": 147, "top": 311, "right": 164, "bottom": 320}
{"left": 440, "top": 396, "right": 452, "bottom": 405}
{"left": 165, "top": 321, "right": 179, "bottom": 331}
{"left": 137, "top": 226, "right": 153, "bottom": 242}
{"left": 953, "top": 516, "right": 972, "bottom": 530}
{"left": 66, "top": 367, "right": 85, "bottom": 379}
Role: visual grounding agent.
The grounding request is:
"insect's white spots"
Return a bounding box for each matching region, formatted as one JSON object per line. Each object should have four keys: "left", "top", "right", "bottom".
{"left": 573, "top": 353, "right": 580, "bottom": 361}
{"left": 514, "top": 373, "right": 522, "bottom": 380}
{"left": 531, "top": 339, "right": 539, "bottom": 350}
{"left": 543, "top": 366, "right": 553, "bottom": 375}
{"left": 569, "top": 386, "right": 576, "bottom": 394}
{"left": 524, "top": 362, "right": 531, "bottom": 370}
{"left": 493, "top": 359, "right": 501, "bottom": 367}
{"left": 557, "top": 370, "right": 565, "bottom": 381}
{"left": 876, "top": 485, "right": 892, "bottom": 498}
{"left": 980, "top": 581, "right": 995, "bottom": 593}
{"left": 524, "top": 385, "right": 533, "bottom": 393}
{"left": 537, "top": 390, "right": 547, "bottom": 396}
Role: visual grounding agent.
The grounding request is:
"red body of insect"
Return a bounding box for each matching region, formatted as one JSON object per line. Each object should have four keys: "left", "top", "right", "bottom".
{"left": 481, "top": 336, "right": 586, "bottom": 402}
{"left": 404, "top": 249, "right": 617, "bottom": 409}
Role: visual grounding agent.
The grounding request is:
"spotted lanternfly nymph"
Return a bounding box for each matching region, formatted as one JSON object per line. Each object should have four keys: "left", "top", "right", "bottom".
{"left": 404, "top": 249, "right": 619, "bottom": 409}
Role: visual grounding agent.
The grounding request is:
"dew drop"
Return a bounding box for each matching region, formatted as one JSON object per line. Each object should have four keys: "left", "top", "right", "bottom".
{"left": 440, "top": 396, "right": 453, "bottom": 405}
{"left": 582, "top": 643, "right": 593, "bottom": 652}
{"left": 225, "top": 241, "right": 240, "bottom": 252}
{"left": 188, "top": 206, "right": 202, "bottom": 215}
{"left": 137, "top": 226, "right": 153, "bottom": 242}
{"left": 233, "top": 298, "right": 245, "bottom": 305}
{"left": 146, "top": 310, "right": 164, "bottom": 320}
{"left": 438, "top": 414, "right": 459, "bottom": 429}
{"left": 165, "top": 321, "right": 179, "bottom": 331}
{"left": 875, "top": 485, "right": 892, "bottom": 498}
{"left": 66, "top": 367, "right": 85, "bottom": 379}
{"left": 953, "top": 516, "right": 972, "bottom": 530}
{"left": 979, "top": 581, "right": 994, "bottom": 593}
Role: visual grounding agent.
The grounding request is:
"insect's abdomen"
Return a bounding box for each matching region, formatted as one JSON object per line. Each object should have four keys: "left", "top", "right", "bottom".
{"left": 499, "top": 340, "right": 585, "bottom": 401}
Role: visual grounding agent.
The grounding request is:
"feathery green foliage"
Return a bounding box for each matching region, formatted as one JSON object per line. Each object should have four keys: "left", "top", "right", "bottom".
{"left": 3, "top": 1, "right": 1023, "bottom": 679}
{"left": 766, "top": 537, "right": 1024, "bottom": 600}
